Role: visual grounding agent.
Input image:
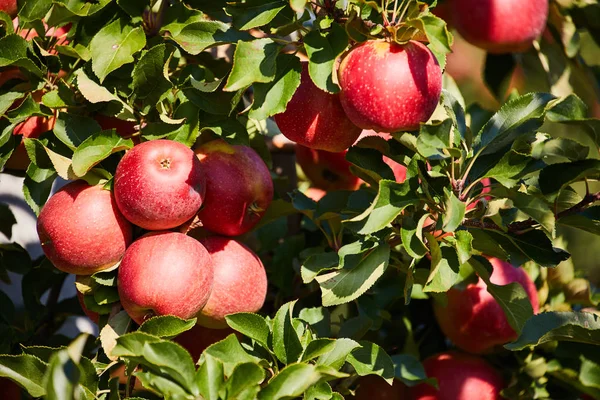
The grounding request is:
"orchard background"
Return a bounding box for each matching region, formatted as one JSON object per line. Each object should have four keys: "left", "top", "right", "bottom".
{"left": 0, "top": 0, "right": 600, "bottom": 399}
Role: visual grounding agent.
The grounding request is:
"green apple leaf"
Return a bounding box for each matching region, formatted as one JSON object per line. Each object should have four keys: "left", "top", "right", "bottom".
{"left": 442, "top": 189, "right": 466, "bottom": 233}
{"left": 0, "top": 35, "right": 46, "bottom": 77}
{"left": 391, "top": 354, "right": 436, "bottom": 387}
{"left": 301, "top": 339, "right": 337, "bottom": 362}
{"left": 167, "top": 20, "right": 251, "bottom": 55}
{"left": 539, "top": 159, "right": 600, "bottom": 196}
{"left": 226, "top": 313, "right": 271, "bottom": 349}
{"left": 257, "top": 363, "right": 322, "bottom": 400}
{"left": 405, "top": 14, "right": 452, "bottom": 69}
{"left": 304, "top": 23, "right": 348, "bottom": 93}
{"left": 346, "top": 342, "right": 394, "bottom": 384}
{"left": 0, "top": 354, "right": 47, "bottom": 397}
{"left": 23, "top": 164, "right": 57, "bottom": 216}
{"left": 223, "top": 362, "right": 265, "bottom": 399}
{"left": 138, "top": 316, "right": 197, "bottom": 339}
{"left": 132, "top": 43, "right": 175, "bottom": 107}
{"left": 423, "top": 238, "right": 461, "bottom": 293}
{"left": 197, "top": 354, "right": 224, "bottom": 399}
{"left": 203, "top": 334, "right": 262, "bottom": 376}
{"left": 53, "top": 113, "right": 102, "bottom": 150}
{"left": 18, "top": 0, "right": 53, "bottom": 22}
{"left": 224, "top": 38, "right": 281, "bottom": 92}
{"left": 558, "top": 206, "right": 600, "bottom": 235}
{"left": 134, "top": 370, "right": 191, "bottom": 399}
{"left": 316, "top": 339, "right": 361, "bottom": 370}
{"left": 226, "top": 0, "right": 287, "bottom": 30}
{"left": 71, "top": 130, "right": 134, "bottom": 177}
{"left": 273, "top": 301, "right": 303, "bottom": 364}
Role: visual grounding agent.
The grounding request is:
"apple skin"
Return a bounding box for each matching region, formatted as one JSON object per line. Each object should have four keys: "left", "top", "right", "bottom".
{"left": 451, "top": 0, "right": 548, "bottom": 53}
{"left": 117, "top": 231, "right": 214, "bottom": 325}
{"left": 296, "top": 145, "right": 362, "bottom": 191}
{"left": 433, "top": 257, "right": 539, "bottom": 354}
{"left": 353, "top": 376, "right": 406, "bottom": 399}
{"left": 410, "top": 351, "right": 504, "bottom": 400}
{"left": 196, "top": 236, "right": 267, "bottom": 328}
{"left": 4, "top": 115, "right": 56, "bottom": 170}
{"left": 94, "top": 114, "right": 138, "bottom": 138}
{"left": 195, "top": 140, "right": 273, "bottom": 237}
{"left": 175, "top": 324, "right": 239, "bottom": 362}
{"left": 0, "top": 377, "right": 21, "bottom": 400}
{"left": 383, "top": 156, "right": 407, "bottom": 183}
{"left": 114, "top": 139, "right": 205, "bottom": 230}
{"left": 37, "top": 181, "right": 133, "bottom": 275}
{"left": 75, "top": 287, "right": 100, "bottom": 324}
{"left": 305, "top": 187, "right": 326, "bottom": 202}
{"left": 0, "top": 0, "right": 17, "bottom": 18}
{"left": 274, "top": 63, "right": 362, "bottom": 153}
{"left": 338, "top": 40, "right": 442, "bottom": 133}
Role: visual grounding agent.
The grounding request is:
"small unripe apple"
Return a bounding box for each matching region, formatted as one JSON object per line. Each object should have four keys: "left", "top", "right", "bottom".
{"left": 175, "top": 324, "right": 238, "bottom": 362}
{"left": 296, "top": 145, "right": 362, "bottom": 191}
{"left": 274, "top": 63, "right": 362, "bottom": 153}
{"left": 0, "top": 0, "right": 17, "bottom": 18}
{"left": 410, "top": 351, "right": 504, "bottom": 399}
{"left": 195, "top": 140, "right": 273, "bottom": 237}
{"left": 434, "top": 257, "right": 539, "bottom": 354}
{"left": 37, "top": 181, "right": 133, "bottom": 275}
{"left": 354, "top": 376, "right": 406, "bottom": 399}
{"left": 451, "top": 0, "right": 548, "bottom": 53}
{"left": 338, "top": 40, "right": 442, "bottom": 133}
{"left": 114, "top": 139, "right": 205, "bottom": 230}
{"left": 117, "top": 232, "right": 214, "bottom": 325}
{"left": 197, "top": 236, "right": 267, "bottom": 328}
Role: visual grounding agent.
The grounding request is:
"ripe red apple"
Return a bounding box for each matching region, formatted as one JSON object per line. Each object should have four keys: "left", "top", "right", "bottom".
{"left": 117, "top": 232, "right": 214, "bottom": 325}
{"left": 434, "top": 257, "right": 539, "bottom": 354}
{"left": 354, "top": 376, "right": 406, "bottom": 399}
{"left": 194, "top": 140, "right": 273, "bottom": 237}
{"left": 274, "top": 63, "right": 361, "bottom": 153}
{"left": 175, "top": 324, "right": 238, "bottom": 362}
{"left": 5, "top": 115, "right": 56, "bottom": 170}
{"left": 0, "top": 0, "right": 17, "bottom": 19}
{"left": 383, "top": 156, "right": 407, "bottom": 183}
{"left": 305, "top": 187, "right": 326, "bottom": 202}
{"left": 75, "top": 285, "right": 100, "bottom": 324}
{"left": 197, "top": 236, "right": 267, "bottom": 328}
{"left": 338, "top": 40, "right": 442, "bottom": 133}
{"left": 410, "top": 351, "right": 504, "bottom": 399}
{"left": 296, "top": 145, "right": 362, "bottom": 191}
{"left": 450, "top": 0, "right": 548, "bottom": 53}
{"left": 114, "top": 139, "right": 205, "bottom": 230}
{"left": 37, "top": 181, "right": 133, "bottom": 275}
{"left": 94, "top": 114, "right": 138, "bottom": 139}
{"left": 0, "top": 377, "right": 20, "bottom": 400}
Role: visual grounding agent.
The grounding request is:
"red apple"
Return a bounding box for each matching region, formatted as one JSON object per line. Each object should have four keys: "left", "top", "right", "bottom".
{"left": 305, "top": 187, "right": 326, "bottom": 202}
{"left": 175, "top": 324, "right": 238, "bottom": 362}
{"left": 94, "top": 114, "right": 138, "bottom": 139}
{"left": 383, "top": 156, "right": 407, "bottom": 183}
{"left": 194, "top": 140, "right": 273, "bottom": 237}
{"left": 75, "top": 283, "right": 100, "bottom": 324}
{"left": 296, "top": 145, "right": 362, "bottom": 191}
{"left": 354, "top": 376, "right": 406, "bottom": 399}
{"left": 410, "top": 351, "right": 504, "bottom": 399}
{"left": 37, "top": 181, "right": 133, "bottom": 275}
{"left": 432, "top": 2, "right": 453, "bottom": 26}
{"left": 338, "top": 40, "right": 442, "bottom": 133}
{"left": 197, "top": 236, "right": 267, "bottom": 328}
{"left": 0, "top": 377, "right": 20, "bottom": 400}
{"left": 450, "top": 0, "right": 548, "bottom": 53}
{"left": 434, "top": 257, "right": 539, "bottom": 354}
{"left": 117, "top": 232, "right": 214, "bottom": 325}
{"left": 274, "top": 63, "right": 361, "bottom": 153}
{"left": 0, "top": 0, "right": 17, "bottom": 19}
{"left": 5, "top": 115, "right": 56, "bottom": 170}
{"left": 114, "top": 139, "right": 205, "bottom": 230}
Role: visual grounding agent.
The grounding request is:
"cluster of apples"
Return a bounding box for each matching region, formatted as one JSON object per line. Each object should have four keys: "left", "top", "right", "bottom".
{"left": 37, "top": 138, "right": 273, "bottom": 329}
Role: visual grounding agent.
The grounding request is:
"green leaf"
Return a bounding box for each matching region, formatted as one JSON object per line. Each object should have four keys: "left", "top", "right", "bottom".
{"left": 405, "top": 14, "right": 453, "bottom": 69}
{"left": 580, "top": 357, "right": 600, "bottom": 390}
{"left": 344, "top": 180, "right": 419, "bottom": 234}
{"left": 532, "top": 137, "right": 590, "bottom": 163}
{"left": 558, "top": 206, "right": 600, "bottom": 235}
{"left": 71, "top": 130, "right": 134, "bottom": 177}
{"left": 290, "top": 0, "right": 307, "bottom": 12}
{"left": 539, "top": 159, "right": 600, "bottom": 196}
{"left": 302, "top": 339, "right": 336, "bottom": 361}
{"left": 304, "top": 24, "right": 348, "bottom": 93}
{"left": 391, "top": 354, "right": 435, "bottom": 387}
{"left": 0, "top": 355, "right": 47, "bottom": 397}
{"left": 400, "top": 215, "right": 429, "bottom": 259}
{"left": 474, "top": 93, "right": 556, "bottom": 156}
{"left": 132, "top": 44, "right": 174, "bottom": 107}
{"left": 249, "top": 53, "right": 302, "bottom": 120}
{"left": 167, "top": 20, "right": 251, "bottom": 55}
{"left": 273, "top": 301, "right": 303, "bottom": 364}
{"left": 138, "top": 316, "right": 197, "bottom": 338}
{"left": 223, "top": 362, "right": 265, "bottom": 399}
{"left": 442, "top": 189, "right": 466, "bottom": 233}
{"left": 316, "top": 242, "right": 390, "bottom": 307}
{"left": 298, "top": 307, "right": 331, "bottom": 338}
{"left": 226, "top": 313, "right": 271, "bottom": 349}
{"left": 204, "top": 334, "right": 261, "bottom": 376}
{"left": 498, "top": 189, "right": 555, "bottom": 235}
{"left": 226, "top": 0, "right": 286, "bottom": 30}
{"left": 197, "top": 354, "right": 224, "bottom": 399}
{"left": 44, "top": 335, "right": 95, "bottom": 400}
{"left": 224, "top": 38, "right": 281, "bottom": 92}
{"left": 90, "top": 19, "right": 147, "bottom": 82}
{"left": 301, "top": 252, "right": 340, "bottom": 284}
{"left": 0, "top": 35, "right": 45, "bottom": 77}
{"left": 423, "top": 238, "right": 461, "bottom": 293}
{"left": 505, "top": 312, "right": 600, "bottom": 351}
{"left": 416, "top": 119, "right": 455, "bottom": 160}
{"left": 346, "top": 342, "right": 394, "bottom": 384}
{"left": 134, "top": 370, "right": 191, "bottom": 398}
{"left": 100, "top": 311, "right": 132, "bottom": 361}
{"left": 257, "top": 363, "right": 322, "bottom": 400}
{"left": 23, "top": 164, "right": 57, "bottom": 216}
{"left": 316, "top": 338, "right": 361, "bottom": 370}
{"left": 53, "top": 113, "right": 102, "bottom": 150}
{"left": 18, "top": 0, "right": 53, "bottom": 22}
{"left": 476, "top": 150, "right": 535, "bottom": 188}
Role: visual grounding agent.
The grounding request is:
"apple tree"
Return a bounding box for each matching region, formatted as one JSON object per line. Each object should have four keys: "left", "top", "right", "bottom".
{"left": 0, "top": 0, "right": 600, "bottom": 399}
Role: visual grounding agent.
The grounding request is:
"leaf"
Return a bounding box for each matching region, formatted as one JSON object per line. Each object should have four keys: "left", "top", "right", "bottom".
{"left": 423, "top": 239, "right": 461, "bottom": 293}
{"left": 344, "top": 180, "right": 419, "bottom": 235}
{"left": 405, "top": 14, "right": 452, "bottom": 69}
{"left": 132, "top": 44, "right": 174, "bottom": 107}
{"left": 474, "top": 93, "right": 556, "bottom": 156}
{"left": 416, "top": 119, "right": 455, "bottom": 160}
{"left": 475, "top": 150, "right": 535, "bottom": 188}
{"left": 71, "top": 130, "right": 134, "bottom": 177}
{"left": 226, "top": 313, "right": 270, "bottom": 349}
{"left": 168, "top": 20, "right": 251, "bottom": 55}
{"left": 505, "top": 312, "right": 600, "bottom": 351}
{"left": 226, "top": 0, "right": 286, "bottom": 30}
{"left": 301, "top": 251, "right": 340, "bottom": 284}
{"left": 134, "top": 370, "right": 191, "bottom": 398}
{"left": 90, "top": 19, "right": 147, "bottom": 82}
{"left": 316, "top": 243, "right": 390, "bottom": 307}
{"left": 346, "top": 342, "right": 394, "bottom": 384}
{"left": 23, "top": 165, "right": 57, "bottom": 216}
{"left": 197, "top": 354, "right": 224, "bottom": 400}
{"left": 502, "top": 189, "right": 555, "bottom": 235}
{"left": 0, "top": 35, "right": 45, "bottom": 77}
{"left": 558, "top": 206, "right": 600, "bottom": 235}
{"left": 539, "top": 159, "right": 600, "bottom": 196}
{"left": 304, "top": 24, "right": 348, "bottom": 93}
{"left": 224, "top": 38, "right": 281, "bottom": 92}
{"left": 273, "top": 301, "right": 303, "bottom": 364}
{"left": 257, "top": 363, "right": 322, "bottom": 400}
{"left": 249, "top": 53, "right": 302, "bottom": 120}
{"left": 204, "top": 334, "right": 261, "bottom": 376}
{"left": 391, "top": 354, "right": 435, "bottom": 387}
{"left": 302, "top": 339, "right": 337, "bottom": 361}
{"left": 400, "top": 215, "right": 429, "bottom": 259}
{"left": 18, "top": 0, "right": 53, "bottom": 22}
{"left": 223, "top": 362, "right": 265, "bottom": 399}
{"left": 316, "top": 338, "right": 361, "bottom": 370}
{"left": 0, "top": 355, "right": 47, "bottom": 397}
{"left": 100, "top": 310, "right": 131, "bottom": 361}
{"left": 298, "top": 307, "right": 331, "bottom": 338}
{"left": 53, "top": 113, "right": 102, "bottom": 150}
{"left": 0, "top": 204, "right": 16, "bottom": 239}
{"left": 138, "top": 316, "right": 196, "bottom": 338}
{"left": 442, "top": 189, "right": 466, "bottom": 233}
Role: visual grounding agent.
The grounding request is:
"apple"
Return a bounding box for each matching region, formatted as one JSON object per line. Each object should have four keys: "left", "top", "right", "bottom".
{"left": 197, "top": 236, "right": 268, "bottom": 328}
{"left": 433, "top": 257, "right": 539, "bottom": 354}
{"left": 94, "top": 114, "right": 138, "bottom": 139}
{"left": 305, "top": 187, "right": 326, "bottom": 202}
{"left": 0, "top": 377, "right": 20, "bottom": 400}
{"left": 4, "top": 115, "right": 56, "bottom": 170}
{"left": 37, "top": 181, "right": 133, "bottom": 275}
{"left": 383, "top": 156, "right": 407, "bottom": 183}
{"left": 117, "top": 231, "right": 214, "bottom": 325}
{"left": 0, "top": 0, "right": 17, "bottom": 19}
{"left": 274, "top": 63, "right": 362, "bottom": 153}
{"left": 338, "top": 40, "right": 442, "bottom": 133}
{"left": 175, "top": 324, "right": 239, "bottom": 362}
{"left": 353, "top": 376, "right": 406, "bottom": 399}
{"left": 195, "top": 140, "right": 273, "bottom": 237}
{"left": 75, "top": 286, "right": 99, "bottom": 324}
{"left": 450, "top": 0, "right": 548, "bottom": 53}
{"left": 114, "top": 139, "right": 205, "bottom": 230}
{"left": 296, "top": 145, "right": 362, "bottom": 191}
{"left": 410, "top": 351, "right": 504, "bottom": 399}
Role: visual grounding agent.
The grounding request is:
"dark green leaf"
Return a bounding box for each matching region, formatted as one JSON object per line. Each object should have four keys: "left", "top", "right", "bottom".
{"left": 346, "top": 342, "right": 394, "bottom": 384}
{"left": 304, "top": 24, "right": 348, "bottom": 93}
{"left": 273, "top": 301, "right": 303, "bottom": 364}
{"left": 138, "top": 316, "right": 197, "bottom": 338}
{"left": 132, "top": 44, "right": 175, "bottom": 107}
{"left": 539, "top": 159, "right": 600, "bottom": 196}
